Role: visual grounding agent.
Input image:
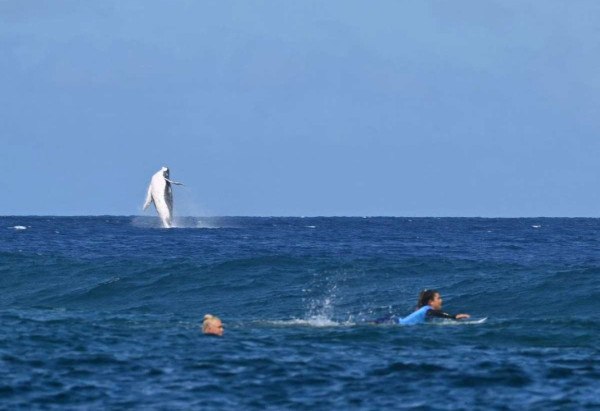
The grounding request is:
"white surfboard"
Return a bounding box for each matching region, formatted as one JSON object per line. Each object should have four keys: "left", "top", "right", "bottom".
{"left": 462, "top": 317, "right": 487, "bottom": 324}
{"left": 430, "top": 317, "right": 488, "bottom": 326}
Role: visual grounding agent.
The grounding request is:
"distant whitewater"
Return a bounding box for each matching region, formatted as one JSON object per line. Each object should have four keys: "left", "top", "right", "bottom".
{"left": 1, "top": 216, "right": 599, "bottom": 410}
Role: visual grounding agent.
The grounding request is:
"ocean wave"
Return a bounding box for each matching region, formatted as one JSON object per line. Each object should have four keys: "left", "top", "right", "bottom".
{"left": 1, "top": 216, "right": 599, "bottom": 410}
{"left": 2, "top": 217, "right": 600, "bottom": 325}
{"left": 1, "top": 252, "right": 598, "bottom": 322}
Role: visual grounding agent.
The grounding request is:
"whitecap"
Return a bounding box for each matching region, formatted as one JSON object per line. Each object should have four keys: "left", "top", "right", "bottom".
{"left": 532, "top": 225, "right": 541, "bottom": 229}
{"left": 12, "top": 226, "right": 27, "bottom": 230}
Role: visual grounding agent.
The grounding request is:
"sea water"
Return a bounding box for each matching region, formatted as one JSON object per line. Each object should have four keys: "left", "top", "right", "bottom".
{"left": 1, "top": 217, "right": 598, "bottom": 410}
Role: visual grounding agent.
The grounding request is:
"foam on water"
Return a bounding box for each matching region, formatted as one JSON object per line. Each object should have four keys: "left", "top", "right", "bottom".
{"left": 131, "top": 216, "right": 226, "bottom": 229}
{"left": 266, "top": 316, "right": 349, "bottom": 327}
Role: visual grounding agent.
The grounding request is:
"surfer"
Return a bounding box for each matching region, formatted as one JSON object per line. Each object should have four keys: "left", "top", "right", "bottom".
{"left": 202, "top": 314, "right": 224, "bottom": 336}
{"left": 372, "top": 289, "right": 470, "bottom": 325}
{"left": 397, "top": 289, "right": 470, "bottom": 325}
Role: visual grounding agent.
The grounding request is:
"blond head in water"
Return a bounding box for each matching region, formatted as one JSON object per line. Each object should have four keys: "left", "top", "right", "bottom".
{"left": 202, "top": 314, "right": 224, "bottom": 336}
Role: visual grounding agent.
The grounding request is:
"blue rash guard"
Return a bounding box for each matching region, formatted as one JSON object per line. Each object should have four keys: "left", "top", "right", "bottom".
{"left": 398, "top": 306, "right": 431, "bottom": 325}
{"left": 398, "top": 306, "right": 459, "bottom": 325}
{"left": 372, "top": 307, "right": 460, "bottom": 325}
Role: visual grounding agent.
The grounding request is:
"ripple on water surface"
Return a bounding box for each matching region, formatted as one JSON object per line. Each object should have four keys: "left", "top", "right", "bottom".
{"left": 0, "top": 217, "right": 599, "bottom": 410}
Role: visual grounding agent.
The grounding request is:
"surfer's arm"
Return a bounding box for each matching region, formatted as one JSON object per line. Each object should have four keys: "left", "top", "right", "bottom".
{"left": 426, "top": 310, "right": 470, "bottom": 320}
{"left": 143, "top": 185, "right": 153, "bottom": 210}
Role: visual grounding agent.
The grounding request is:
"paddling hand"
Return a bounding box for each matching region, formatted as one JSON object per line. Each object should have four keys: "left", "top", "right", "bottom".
{"left": 455, "top": 314, "right": 470, "bottom": 320}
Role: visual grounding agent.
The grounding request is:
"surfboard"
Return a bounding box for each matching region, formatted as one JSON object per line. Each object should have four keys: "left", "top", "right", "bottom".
{"left": 463, "top": 317, "right": 487, "bottom": 324}
{"left": 430, "top": 317, "right": 488, "bottom": 325}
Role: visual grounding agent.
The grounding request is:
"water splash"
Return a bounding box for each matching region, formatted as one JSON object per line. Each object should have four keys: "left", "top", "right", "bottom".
{"left": 173, "top": 217, "right": 224, "bottom": 229}
{"left": 130, "top": 216, "right": 225, "bottom": 229}
{"left": 266, "top": 317, "right": 347, "bottom": 327}
{"left": 130, "top": 216, "right": 163, "bottom": 229}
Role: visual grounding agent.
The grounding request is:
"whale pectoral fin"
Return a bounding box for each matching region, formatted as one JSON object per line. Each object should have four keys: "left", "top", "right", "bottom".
{"left": 143, "top": 185, "right": 153, "bottom": 210}
{"left": 165, "top": 178, "right": 184, "bottom": 186}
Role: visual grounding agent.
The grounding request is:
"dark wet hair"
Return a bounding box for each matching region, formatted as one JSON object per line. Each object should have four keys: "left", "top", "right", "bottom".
{"left": 417, "top": 289, "right": 439, "bottom": 309}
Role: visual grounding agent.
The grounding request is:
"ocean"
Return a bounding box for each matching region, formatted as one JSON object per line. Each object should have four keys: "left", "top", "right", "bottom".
{"left": 1, "top": 217, "right": 598, "bottom": 410}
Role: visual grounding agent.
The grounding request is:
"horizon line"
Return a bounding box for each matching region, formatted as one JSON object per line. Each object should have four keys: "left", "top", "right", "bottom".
{"left": 2, "top": 214, "right": 600, "bottom": 219}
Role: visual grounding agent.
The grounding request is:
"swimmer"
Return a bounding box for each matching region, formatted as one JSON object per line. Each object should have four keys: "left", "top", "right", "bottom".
{"left": 397, "top": 289, "right": 470, "bottom": 325}
{"left": 202, "top": 314, "right": 224, "bottom": 336}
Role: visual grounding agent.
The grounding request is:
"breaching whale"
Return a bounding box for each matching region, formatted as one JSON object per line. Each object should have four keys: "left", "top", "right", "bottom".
{"left": 143, "top": 167, "right": 184, "bottom": 228}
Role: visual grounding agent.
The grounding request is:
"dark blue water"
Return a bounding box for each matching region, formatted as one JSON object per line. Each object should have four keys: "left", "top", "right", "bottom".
{"left": 1, "top": 217, "right": 599, "bottom": 410}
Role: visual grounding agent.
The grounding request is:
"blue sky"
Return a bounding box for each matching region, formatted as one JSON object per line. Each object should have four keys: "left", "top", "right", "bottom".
{"left": 1, "top": 1, "right": 599, "bottom": 216}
